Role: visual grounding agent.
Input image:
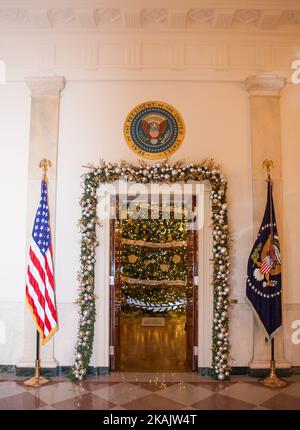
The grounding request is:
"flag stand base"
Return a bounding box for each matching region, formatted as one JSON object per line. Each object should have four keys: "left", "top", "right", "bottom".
{"left": 261, "top": 360, "right": 287, "bottom": 388}
{"left": 24, "top": 360, "right": 51, "bottom": 387}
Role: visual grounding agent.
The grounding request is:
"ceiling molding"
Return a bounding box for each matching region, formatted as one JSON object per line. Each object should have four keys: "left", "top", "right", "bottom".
{"left": 0, "top": 2, "right": 299, "bottom": 82}
{"left": 0, "top": 4, "right": 300, "bottom": 33}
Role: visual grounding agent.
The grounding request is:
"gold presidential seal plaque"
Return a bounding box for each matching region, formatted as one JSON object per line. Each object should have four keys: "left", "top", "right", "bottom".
{"left": 124, "top": 101, "right": 185, "bottom": 159}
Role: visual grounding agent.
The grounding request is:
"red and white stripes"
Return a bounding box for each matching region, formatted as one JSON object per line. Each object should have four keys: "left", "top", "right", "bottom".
{"left": 26, "top": 241, "right": 57, "bottom": 344}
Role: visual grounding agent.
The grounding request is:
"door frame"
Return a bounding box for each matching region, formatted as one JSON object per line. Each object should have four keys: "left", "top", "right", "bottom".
{"left": 109, "top": 204, "right": 198, "bottom": 372}
{"left": 93, "top": 181, "right": 213, "bottom": 372}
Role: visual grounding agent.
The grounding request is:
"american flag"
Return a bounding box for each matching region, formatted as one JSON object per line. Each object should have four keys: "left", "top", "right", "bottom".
{"left": 26, "top": 180, "right": 58, "bottom": 344}
{"left": 261, "top": 255, "right": 272, "bottom": 274}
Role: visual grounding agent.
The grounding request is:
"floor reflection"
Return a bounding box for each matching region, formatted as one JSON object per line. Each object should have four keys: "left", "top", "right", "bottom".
{"left": 117, "top": 315, "right": 189, "bottom": 372}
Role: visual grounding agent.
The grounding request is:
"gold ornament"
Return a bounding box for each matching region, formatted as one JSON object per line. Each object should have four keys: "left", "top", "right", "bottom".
{"left": 173, "top": 255, "right": 181, "bottom": 263}
{"left": 128, "top": 254, "right": 138, "bottom": 263}
{"left": 160, "top": 263, "right": 170, "bottom": 272}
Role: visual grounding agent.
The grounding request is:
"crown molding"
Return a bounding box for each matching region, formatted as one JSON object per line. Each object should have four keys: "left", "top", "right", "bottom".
{"left": 1, "top": 1, "right": 300, "bottom": 8}
{"left": 0, "top": 2, "right": 299, "bottom": 83}
{"left": 0, "top": 3, "right": 299, "bottom": 33}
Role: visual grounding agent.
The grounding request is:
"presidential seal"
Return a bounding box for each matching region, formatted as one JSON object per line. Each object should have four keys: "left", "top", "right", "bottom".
{"left": 251, "top": 234, "right": 281, "bottom": 287}
{"left": 124, "top": 101, "right": 185, "bottom": 159}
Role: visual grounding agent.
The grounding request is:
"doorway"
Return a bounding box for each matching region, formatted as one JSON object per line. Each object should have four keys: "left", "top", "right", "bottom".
{"left": 109, "top": 197, "right": 198, "bottom": 372}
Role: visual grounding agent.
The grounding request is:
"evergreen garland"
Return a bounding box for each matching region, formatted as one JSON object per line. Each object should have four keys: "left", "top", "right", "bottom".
{"left": 69, "top": 159, "right": 231, "bottom": 381}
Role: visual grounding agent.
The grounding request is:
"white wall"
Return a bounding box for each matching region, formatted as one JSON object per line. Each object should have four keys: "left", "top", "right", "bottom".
{"left": 0, "top": 83, "right": 30, "bottom": 302}
{"left": 281, "top": 84, "right": 300, "bottom": 304}
{"left": 1, "top": 78, "right": 300, "bottom": 368}
{"left": 0, "top": 83, "right": 30, "bottom": 363}
{"left": 52, "top": 80, "right": 253, "bottom": 366}
{"left": 0, "top": 0, "right": 300, "bottom": 370}
{"left": 55, "top": 80, "right": 253, "bottom": 303}
{"left": 280, "top": 84, "right": 300, "bottom": 365}
{"left": 1, "top": 69, "right": 300, "bottom": 369}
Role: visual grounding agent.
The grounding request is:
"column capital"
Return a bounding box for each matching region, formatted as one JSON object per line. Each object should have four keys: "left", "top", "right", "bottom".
{"left": 25, "top": 76, "right": 66, "bottom": 97}
{"left": 245, "top": 73, "right": 286, "bottom": 96}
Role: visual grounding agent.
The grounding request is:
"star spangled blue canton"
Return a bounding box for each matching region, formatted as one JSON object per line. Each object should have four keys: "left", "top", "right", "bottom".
{"left": 26, "top": 179, "right": 58, "bottom": 344}
{"left": 32, "top": 180, "right": 51, "bottom": 255}
{"left": 246, "top": 180, "right": 282, "bottom": 338}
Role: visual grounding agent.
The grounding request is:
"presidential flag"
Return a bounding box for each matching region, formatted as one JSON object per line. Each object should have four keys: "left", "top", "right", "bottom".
{"left": 26, "top": 180, "right": 58, "bottom": 344}
{"left": 246, "top": 179, "right": 282, "bottom": 338}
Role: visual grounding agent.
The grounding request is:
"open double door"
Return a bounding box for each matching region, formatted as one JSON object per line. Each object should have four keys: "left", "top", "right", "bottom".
{"left": 109, "top": 196, "right": 198, "bottom": 372}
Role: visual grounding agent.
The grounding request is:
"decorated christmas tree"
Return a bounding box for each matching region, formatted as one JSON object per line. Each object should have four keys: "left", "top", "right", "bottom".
{"left": 118, "top": 203, "right": 188, "bottom": 315}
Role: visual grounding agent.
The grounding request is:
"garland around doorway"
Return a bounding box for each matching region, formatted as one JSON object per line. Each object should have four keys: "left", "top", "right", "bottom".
{"left": 70, "top": 159, "right": 231, "bottom": 381}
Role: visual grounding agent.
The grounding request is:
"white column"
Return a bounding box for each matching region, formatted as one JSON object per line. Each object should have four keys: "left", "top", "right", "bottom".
{"left": 17, "top": 77, "right": 65, "bottom": 372}
{"left": 245, "top": 73, "right": 291, "bottom": 371}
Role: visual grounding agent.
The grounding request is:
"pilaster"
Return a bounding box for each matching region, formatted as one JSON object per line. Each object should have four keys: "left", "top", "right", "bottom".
{"left": 17, "top": 76, "right": 65, "bottom": 371}
{"left": 245, "top": 73, "right": 291, "bottom": 371}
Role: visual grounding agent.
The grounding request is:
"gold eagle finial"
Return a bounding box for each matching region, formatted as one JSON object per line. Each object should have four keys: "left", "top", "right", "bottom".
{"left": 262, "top": 159, "right": 274, "bottom": 179}
{"left": 39, "top": 159, "right": 51, "bottom": 181}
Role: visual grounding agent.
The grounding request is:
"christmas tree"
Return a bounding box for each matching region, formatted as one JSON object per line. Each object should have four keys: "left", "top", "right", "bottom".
{"left": 118, "top": 203, "right": 188, "bottom": 315}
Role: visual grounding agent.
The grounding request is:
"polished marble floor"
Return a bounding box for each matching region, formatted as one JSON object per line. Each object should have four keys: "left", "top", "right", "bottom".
{"left": 0, "top": 373, "right": 300, "bottom": 410}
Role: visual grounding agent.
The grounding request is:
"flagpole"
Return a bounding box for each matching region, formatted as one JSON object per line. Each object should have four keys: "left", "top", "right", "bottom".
{"left": 24, "top": 160, "right": 52, "bottom": 387}
{"left": 261, "top": 159, "right": 287, "bottom": 388}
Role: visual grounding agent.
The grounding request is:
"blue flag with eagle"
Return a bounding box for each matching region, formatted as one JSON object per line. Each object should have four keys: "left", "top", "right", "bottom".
{"left": 246, "top": 180, "right": 282, "bottom": 339}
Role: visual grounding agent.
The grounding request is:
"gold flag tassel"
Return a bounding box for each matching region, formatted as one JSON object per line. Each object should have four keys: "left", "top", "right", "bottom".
{"left": 24, "top": 160, "right": 52, "bottom": 387}
{"left": 261, "top": 159, "right": 287, "bottom": 388}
